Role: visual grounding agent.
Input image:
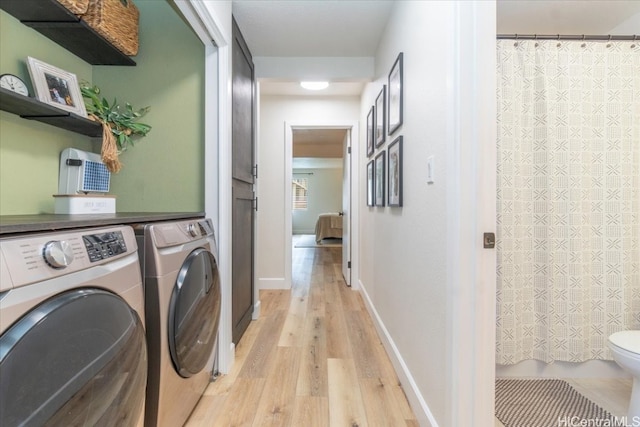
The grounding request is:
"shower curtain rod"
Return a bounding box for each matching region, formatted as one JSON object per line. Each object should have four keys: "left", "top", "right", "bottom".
{"left": 497, "top": 34, "right": 638, "bottom": 41}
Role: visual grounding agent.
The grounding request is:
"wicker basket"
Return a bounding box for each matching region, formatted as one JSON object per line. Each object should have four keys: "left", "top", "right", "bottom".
{"left": 56, "top": 0, "right": 90, "bottom": 15}
{"left": 82, "top": 0, "right": 139, "bottom": 56}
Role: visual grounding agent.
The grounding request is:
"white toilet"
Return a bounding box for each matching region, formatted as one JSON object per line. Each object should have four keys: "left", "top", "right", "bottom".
{"left": 609, "top": 330, "right": 640, "bottom": 421}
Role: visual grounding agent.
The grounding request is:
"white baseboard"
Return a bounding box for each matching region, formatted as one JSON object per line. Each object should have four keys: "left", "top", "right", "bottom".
{"left": 358, "top": 280, "right": 439, "bottom": 427}
{"left": 292, "top": 229, "right": 315, "bottom": 235}
{"left": 496, "top": 359, "right": 628, "bottom": 378}
{"left": 258, "top": 277, "right": 290, "bottom": 290}
{"left": 218, "top": 342, "right": 235, "bottom": 375}
{"left": 229, "top": 342, "right": 236, "bottom": 371}
{"left": 252, "top": 299, "right": 261, "bottom": 320}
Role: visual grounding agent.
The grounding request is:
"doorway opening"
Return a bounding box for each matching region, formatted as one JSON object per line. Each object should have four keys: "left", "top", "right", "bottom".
{"left": 284, "top": 122, "right": 359, "bottom": 290}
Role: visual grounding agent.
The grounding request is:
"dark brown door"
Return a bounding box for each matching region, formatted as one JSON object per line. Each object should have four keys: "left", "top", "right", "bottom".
{"left": 231, "top": 17, "right": 255, "bottom": 344}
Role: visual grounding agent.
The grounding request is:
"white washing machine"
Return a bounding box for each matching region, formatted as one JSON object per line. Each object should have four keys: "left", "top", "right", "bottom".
{"left": 136, "top": 218, "right": 221, "bottom": 427}
{"left": 0, "top": 225, "right": 147, "bottom": 427}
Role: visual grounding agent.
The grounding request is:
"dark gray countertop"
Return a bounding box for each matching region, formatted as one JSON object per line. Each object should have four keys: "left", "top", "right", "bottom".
{"left": 0, "top": 212, "right": 205, "bottom": 235}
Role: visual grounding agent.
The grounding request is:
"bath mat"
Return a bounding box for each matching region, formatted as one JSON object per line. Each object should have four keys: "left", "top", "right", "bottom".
{"left": 495, "top": 379, "right": 618, "bottom": 427}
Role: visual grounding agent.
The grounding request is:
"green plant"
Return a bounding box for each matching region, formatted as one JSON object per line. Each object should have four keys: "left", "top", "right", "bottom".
{"left": 80, "top": 82, "right": 151, "bottom": 152}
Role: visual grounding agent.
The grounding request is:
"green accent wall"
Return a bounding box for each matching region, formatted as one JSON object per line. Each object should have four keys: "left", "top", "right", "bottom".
{"left": 0, "top": 1, "right": 205, "bottom": 215}
{"left": 93, "top": 1, "right": 205, "bottom": 212}
{"left": 0, "top": 10, "right": 93, "bottom": 215}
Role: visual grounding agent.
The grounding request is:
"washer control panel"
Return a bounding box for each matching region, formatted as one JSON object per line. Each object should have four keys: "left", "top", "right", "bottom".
{"left": 150, "top": 218, "right": 215, "bottom": 248}
{"left": 83, "top": 231, "right": 127, "bottom": 262}
{"left": 43, "top": 240, "right": 75, "bottom": 269}
{"left": 0, "top": 226, "right": 137, "bottom": 290}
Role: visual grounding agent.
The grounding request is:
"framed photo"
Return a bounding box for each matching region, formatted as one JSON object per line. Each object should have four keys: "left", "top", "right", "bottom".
{"left": 387, "top": 136, "right": 403, "bottom": 207}
{"left": 375, "top": 85, "right": 386, "bottom": 147}
{"left": 27, "top": 56, "right": 87, "bottom": 117}
{"left": 374, "top": 151, "right": 386, "bottom": 207}
{"left": 387, "top": 52, "right": 403, "bottom": 135}
{"left": 367, "top": 160, "right": 374, "bottom": 207}
{"left": 366, "top": 106, "right": 375, "bottom": 157}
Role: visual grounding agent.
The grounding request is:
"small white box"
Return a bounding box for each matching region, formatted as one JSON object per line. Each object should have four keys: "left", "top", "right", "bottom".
{"left": 53, "top": 194, "right": 116, "bottom": 214}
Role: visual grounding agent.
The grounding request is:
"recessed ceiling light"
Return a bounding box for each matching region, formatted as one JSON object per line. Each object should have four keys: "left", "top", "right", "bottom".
{"left": 300, "top": 81, "right": 329, "bottom": 91}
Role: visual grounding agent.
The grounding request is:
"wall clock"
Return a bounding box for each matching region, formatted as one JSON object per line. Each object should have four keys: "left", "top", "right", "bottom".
{"left": 0, "top": 74, "right": 29, "bottom": 96}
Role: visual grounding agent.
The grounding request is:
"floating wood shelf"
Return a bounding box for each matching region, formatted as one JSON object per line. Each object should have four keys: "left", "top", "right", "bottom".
{"left": 0, "top": 87, "right": 102, "bottom": 137}
{"left": 0, "top": 0, "right": 136, "bottom": 66}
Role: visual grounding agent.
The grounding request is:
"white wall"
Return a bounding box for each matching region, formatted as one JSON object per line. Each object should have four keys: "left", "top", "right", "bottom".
{"left": 359, "top": 3, "right": 450, "bottom": 423}
{"left": 292, "top": 166, "right": 343, "bottom": 234}
{"left": 257, "top": 95, "right": 359, "bottom": 289}
{"left": 358, "top": 1, "right": 496, "bottom": 426}
{"left": 608, "top": 12, "right": 640, "bottom": 34}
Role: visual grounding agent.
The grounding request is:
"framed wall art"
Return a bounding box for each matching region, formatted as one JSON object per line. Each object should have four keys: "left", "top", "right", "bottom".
{"left": 387, "top": 52, "right": 403, "bottom": 135}
{"left": 27, "top": 57, "right": 87, "bottom": 117}
{"left": 367, "top": 160, "right": 374, "bottom": 207}
{"left": 366, "top": 106, "right": 375, "bottom": 157}
{"left": 375, "top": 85, "right": 386, "bottom": 147}
{"left": 374, "top": 151, "right": 386, "bottom": 207}
{"left": 387, "top": 136, "right": 403, "bottom": 207}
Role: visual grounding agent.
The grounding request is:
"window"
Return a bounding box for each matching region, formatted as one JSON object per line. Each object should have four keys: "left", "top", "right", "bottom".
{"left": 292, "top": 178, "right": 308, "bottom": 210}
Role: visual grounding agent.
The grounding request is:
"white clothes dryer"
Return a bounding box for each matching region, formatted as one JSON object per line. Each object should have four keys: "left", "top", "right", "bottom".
{"left": 136, "top": 218, "right": 221, "bottom": 427}
{"left": 0, "top": 225, "right": 147, "bottom": 427}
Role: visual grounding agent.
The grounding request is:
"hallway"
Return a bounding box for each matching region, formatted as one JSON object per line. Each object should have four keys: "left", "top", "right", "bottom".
{"left": 186, "top": 246, "right": 418, "bottom": 426}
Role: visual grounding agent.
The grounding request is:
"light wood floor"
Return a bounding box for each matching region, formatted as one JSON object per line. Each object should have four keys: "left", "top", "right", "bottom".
{"left": 185, "top": 243, "right": 633, "bottom": 427}
{"left": 186, "top": 245, "right": 419, "bottom": 426}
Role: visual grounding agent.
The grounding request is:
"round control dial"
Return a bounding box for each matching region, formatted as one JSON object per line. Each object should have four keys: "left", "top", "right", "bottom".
{"left": 43, "top": 241, "right": 74, "bottom": 269}
{"left": 187, "top": 223, "right": 199, "bottom": 237}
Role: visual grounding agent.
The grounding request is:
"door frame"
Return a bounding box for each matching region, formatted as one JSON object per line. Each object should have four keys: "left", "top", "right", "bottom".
{"left": 284, "top": 120, "right": 360, "bottom": 290}
{"left": 173, "top": 0, "right": 234, "bottom": 374}
{"left": 341, "top": 130, "right": 352, "bottom": 286}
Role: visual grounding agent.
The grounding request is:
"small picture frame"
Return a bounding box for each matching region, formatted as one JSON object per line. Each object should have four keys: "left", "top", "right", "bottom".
{"left": 367, "top": 160, "right": 374, "bottom": 207}
{"left": 388, "top": 52, "right": 403, "bottom": 135}
{"left": 387, "top": 136, "right": 403, "bottom": 207}
{"left": 366, "top": 106, "right": 375, "bottom": 157}
{"left": 27, "top": 56, "right": 87, "bottom": 117}
{"left": 375, "top": 85, "right": 386, "bottom": 147}
{"left": 374, "top": 151, "right": 386, "bottom": 207}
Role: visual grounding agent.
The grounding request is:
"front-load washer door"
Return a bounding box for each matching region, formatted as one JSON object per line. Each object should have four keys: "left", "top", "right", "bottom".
{"left": 169, "top": 248, "right": 221, "bottom": 378}
{"left": 0, "top": 289, "right": 147, "bottom": 427}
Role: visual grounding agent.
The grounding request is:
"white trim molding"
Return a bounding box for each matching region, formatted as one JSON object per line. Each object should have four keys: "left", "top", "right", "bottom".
{"left": 258, "top": 277, "right": 288, "bottom": 290}
{"left": 446, "top": 1, "right": 497, "bottom": 425}
{"left": 174, "top": 0, "right": 234, "bottom": 374}
{"left": 359, "top": 280, "right": 439, "bottom": 427}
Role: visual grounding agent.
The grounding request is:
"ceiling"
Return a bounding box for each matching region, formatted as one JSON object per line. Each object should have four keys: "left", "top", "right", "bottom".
{"left": 293, "top": 128, "right": 346, "bottom": 158}
{"left": 234, "top": 0, "right": 639, "bottom": 151}
{"left": 233, "top": 0, "right": 639, "bottom": 60}
{"left": 239, "top": 0, "right": 639, "bottom": 97}
{"left": 260, "top": 81, "right": 365, "bottom": 97}
{"left": 232, "top": 0, "right": 394, "bottom": 57}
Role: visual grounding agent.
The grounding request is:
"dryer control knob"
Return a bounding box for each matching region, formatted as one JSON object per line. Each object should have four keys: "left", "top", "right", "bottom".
{"left": 187, "top": 223, "right": 198, "bottom": 237}
{"left": 43, "top": 240, "right": 74, "bottom": 269}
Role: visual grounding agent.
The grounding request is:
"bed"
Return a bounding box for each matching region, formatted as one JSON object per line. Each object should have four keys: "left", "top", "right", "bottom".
{"left": 315, "top": 213, "right": 343, "bottom": 242}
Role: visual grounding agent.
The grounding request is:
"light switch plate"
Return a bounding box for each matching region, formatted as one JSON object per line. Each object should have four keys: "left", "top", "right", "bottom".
{"left": 427, "top": 155, "right": 435, "bottom": 184}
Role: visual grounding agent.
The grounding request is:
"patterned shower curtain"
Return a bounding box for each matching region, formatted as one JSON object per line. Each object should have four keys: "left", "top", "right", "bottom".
{"left": 496, "top": 39, "right": 640, "bottom": 364}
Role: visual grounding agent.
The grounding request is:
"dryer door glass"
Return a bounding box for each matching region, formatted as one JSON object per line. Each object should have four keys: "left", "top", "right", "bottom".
{"left": 0, "top": 289, "right": 147, "bottom": 427}
{"left": 169, "top": 248, "right": 221, "bottom": 378}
